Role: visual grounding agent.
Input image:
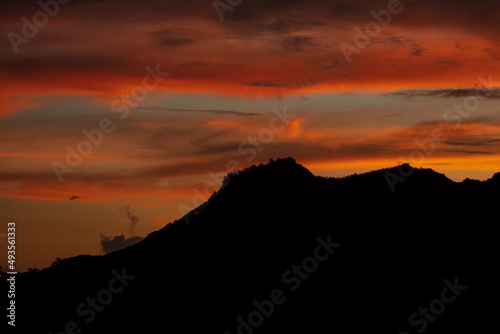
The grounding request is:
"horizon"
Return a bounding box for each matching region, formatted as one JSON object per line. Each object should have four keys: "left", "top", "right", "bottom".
{"left": 2, "top": 0, "right": 500, "bottom": 272}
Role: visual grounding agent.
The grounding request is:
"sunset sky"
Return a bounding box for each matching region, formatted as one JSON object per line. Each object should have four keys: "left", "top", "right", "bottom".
{"left": 1, "top": 0, "right": 500, "bottom": 271}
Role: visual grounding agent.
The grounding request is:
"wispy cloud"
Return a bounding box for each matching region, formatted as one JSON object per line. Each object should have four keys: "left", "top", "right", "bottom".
{"left": 483, "top": 48, "right": 500, "bottom": 60}
{"left": 137, "top": 107, "right": 260, "bottom": 117}
{"left": 443, "top": 139, "right": 500, "bottom": 147}
{"left": 389, "top": 87, "right": 500, "bottom": 99}
{"left": 409, "top": 46, "right": 426, "bottom": 57}
{"left": 120, "top": 205, "right": 140, "bottom": 235}
{"left": 446, "top": 149, "right": 496, "bottom": 155}
{"left": 151, "top": 29, "right": 196, "bottom": 48}
{"left": 240, "top": 78, "right": 321, "bottom": 89}
{"left": 383, "top": 33, "right": 413, "bottom": 45}
{"left": 280, "top": 36, "right": 314, "bottom": 52}
{"left": 439, "top": 60, "right": 459, "bottom": 66}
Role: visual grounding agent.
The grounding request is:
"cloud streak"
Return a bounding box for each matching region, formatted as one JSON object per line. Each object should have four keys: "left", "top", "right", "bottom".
{"left": 137, "top": 107, "right": 261, "bottom": 117}
{"left": 389, "top": 87, "right": 500, "bottom": 99}
{"left": 240, "top": 78, "right": 321, "bottom": 89}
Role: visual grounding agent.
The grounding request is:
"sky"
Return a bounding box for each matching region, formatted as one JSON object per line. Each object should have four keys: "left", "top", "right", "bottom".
{"left": 1, "top": 0, "right": 500, "bottom": 271}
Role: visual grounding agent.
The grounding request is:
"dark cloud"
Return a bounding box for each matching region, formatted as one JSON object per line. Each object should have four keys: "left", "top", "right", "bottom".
{"left": 439, "top": 60, "right": 459, "bottom": 66}
{"left": 3, "top": 0, "right": 500, "bottom": 41}
{"left": 151, "top": 30, "right": 196, "bottom": 48}
{"left": 274, "top": 18, "right": 326, "bottom": 31}
{"left": 69, "top": 196, "right": 80, "bottom": 201}
{"left": 2, "top": 0, "right": 500, "bottom": 93}
{"left": 389, "top": 87, "right": 500, "bottom": 99}
{"left": 383, "top": 34, "right": 413, "bottom": 45}
{"left": 224, "top": 18, "right": 327, "bottom": 37}
{"left": 313, "top": 54, "right": 353, "bottom": 74}
{"left": 455, "top": 43, "right": 472, "bottom": 51}
{"left": 409, "top": 47, "right": 426, "bottom": 57}
{"left": 137, "top": 107, "right": 260, "bottom": 117}
{"left": 179, "top": 61, "right": 212, "bottom": 67}
{"left": 52, "top": 0, "right": 495, "bottom": 35}
{"left": 444, "top": 139, "right": 500, "bottom": 147}
{"left": 446, "top": 149, "right": 496, "bottom": 155}
{"left": 422, "top": 162, "right": 457, "bottom": 166}
{"left": 483, "top": 48, "right": 500, "bottom": 60}
{"left": 100, "top": 234, "right": 144, "bottom": 254}
{"left": 325, "top": 58, "right": 350, "bottom": 70}
{"left": 159, "top": 37, "right": 196, "bottom": 48}
{"left": 240, "top": 78, "right": 320, "bottom": 89}
{"left": 280, "top": 36, "right": 314, "bottom": 52}
{"left": 444, "top": 141, "right": 487, "bottom": 147}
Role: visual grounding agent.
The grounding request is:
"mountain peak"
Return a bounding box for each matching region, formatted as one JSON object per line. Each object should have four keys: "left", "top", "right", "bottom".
{"left": 221, "top": 157, "right": 315, "bottom": 190}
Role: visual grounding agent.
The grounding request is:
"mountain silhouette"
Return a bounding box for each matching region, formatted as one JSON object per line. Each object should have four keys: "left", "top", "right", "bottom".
{"left": 1, "top": 158, "right": 497, "bottom": 333}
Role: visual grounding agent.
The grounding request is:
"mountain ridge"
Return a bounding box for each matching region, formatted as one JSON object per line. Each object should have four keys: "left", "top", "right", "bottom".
{"left": 19, "top": 158, "right": 499, "bottom": 275}
{"left": 2, "top": 157, "right": 497, "bottom": 334}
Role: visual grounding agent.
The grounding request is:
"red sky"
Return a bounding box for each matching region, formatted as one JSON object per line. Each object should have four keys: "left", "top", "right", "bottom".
{"left": 1, "top": 0, "right": 500, "bottom": 271}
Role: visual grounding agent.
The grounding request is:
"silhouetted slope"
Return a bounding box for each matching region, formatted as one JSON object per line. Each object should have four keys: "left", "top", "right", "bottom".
{"left": 2, "top": 158, "right": 497, "bottom": 334}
